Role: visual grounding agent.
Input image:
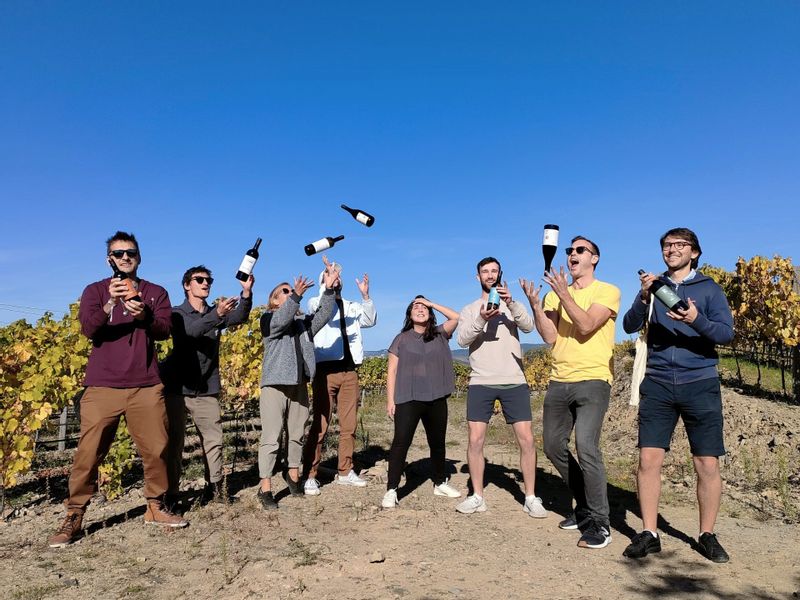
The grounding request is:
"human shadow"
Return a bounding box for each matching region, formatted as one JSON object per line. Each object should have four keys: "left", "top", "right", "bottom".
{"left": 395, "top": 458, "right": 459, "bottom": 500}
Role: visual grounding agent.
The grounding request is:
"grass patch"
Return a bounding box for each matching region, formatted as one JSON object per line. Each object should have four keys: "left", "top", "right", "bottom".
{"left": 12, "top": 584, "right": 65, "bottom": 600}
{"left": 719, "top": 354, "right": 794, "bottom": 396}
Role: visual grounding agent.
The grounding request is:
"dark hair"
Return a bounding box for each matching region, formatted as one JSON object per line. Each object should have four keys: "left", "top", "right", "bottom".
{"left": 660, "top": 227, "right": 702, "bottom": 269}
{"left": 106, "top": 231, "right": 139, "bottom": 254}
{"left": 476, "top": 257, "right": 501, "bottom": 273}
{"left": 571, "top": 236, "right": 600, "bottom": 269}
{"left": 181, "top": 265, "right": 212, "bottom": 296}
{"left": 401, "top": 295, "right": 438, "bottom": 342}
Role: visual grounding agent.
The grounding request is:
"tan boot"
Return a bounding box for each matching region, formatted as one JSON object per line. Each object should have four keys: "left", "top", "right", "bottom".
{"left": 144, "top": 500, "right": 188, "bottom": 528}
{"left": 48, "top": 512, "right": 84, "bottom": 548}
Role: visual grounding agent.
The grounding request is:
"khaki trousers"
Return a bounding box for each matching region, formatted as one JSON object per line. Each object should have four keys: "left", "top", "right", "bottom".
{"left": 66, "top": 385, "right": 168, "bottom": 512}
{"left": 166, "top": 393, "right": 224, "bottom": 494}
{"left": 258, "top": 385, "right": 311, "bottom": 480}
{"left": 303, "top": 370, "right": 359, "bottom": 477}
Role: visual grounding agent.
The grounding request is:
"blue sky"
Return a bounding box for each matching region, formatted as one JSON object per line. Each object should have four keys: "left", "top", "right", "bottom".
{"left": 1, "top": 2, "right": 798, "bottom": 349}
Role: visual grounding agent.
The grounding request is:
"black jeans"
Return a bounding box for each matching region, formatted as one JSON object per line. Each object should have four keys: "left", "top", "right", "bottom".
{"left": 543, "top": 380, "right": 611, "bottom": 528}
{"left": 387, "top": 397, "right": 448, "bottom": 490}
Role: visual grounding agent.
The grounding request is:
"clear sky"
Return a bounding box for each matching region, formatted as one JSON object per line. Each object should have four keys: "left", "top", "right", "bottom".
{"left": 1, "top": 2, "right": 799, "bottom": 349}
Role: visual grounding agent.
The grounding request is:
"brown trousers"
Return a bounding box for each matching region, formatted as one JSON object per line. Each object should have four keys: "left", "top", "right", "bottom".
{"left": 303, "top": 370, "right": 359, "bottom": 477}
{"left": 66, "top": 385, "right": 169, "bottom": 513}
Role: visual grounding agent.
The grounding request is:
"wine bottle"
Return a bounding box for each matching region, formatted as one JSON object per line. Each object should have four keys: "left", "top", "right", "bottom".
{"left": 108, "top": 259, "right": 141, "bottom": 301}
{"left": 542, "top": 224, "right": 559, "bottom": 274}
{"left": 486, "top": 269, "right": 503, "bottom": 311}
{"left": 305, "top": 235, "right": 345, "bottom": 256}
{"left": 236, "top": 237, "right": 261, "bottom": 281}
{"left": 638, "top": 269, "right": 689, "bottom": 312}
{"left": 340, "top": 204, "right": 375, "bottom": 227}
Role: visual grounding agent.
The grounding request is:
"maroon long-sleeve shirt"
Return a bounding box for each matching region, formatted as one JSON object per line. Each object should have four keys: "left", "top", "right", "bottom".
{"left": 79, "top": 277, "right": 172, "bottom": 387}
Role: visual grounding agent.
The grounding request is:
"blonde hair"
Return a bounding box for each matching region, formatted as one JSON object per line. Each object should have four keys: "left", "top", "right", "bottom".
{"left": 267, "top": 282, "right": 291, "bottom": 311}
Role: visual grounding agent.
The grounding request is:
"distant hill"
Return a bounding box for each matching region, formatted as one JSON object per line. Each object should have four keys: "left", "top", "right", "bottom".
{"left": 365, "top": 343, "right": 547, "bottom": 364}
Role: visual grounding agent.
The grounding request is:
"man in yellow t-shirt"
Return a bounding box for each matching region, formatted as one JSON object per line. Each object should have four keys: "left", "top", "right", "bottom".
{"left": 521, "top": 235, "right": 620, "bottom": 550}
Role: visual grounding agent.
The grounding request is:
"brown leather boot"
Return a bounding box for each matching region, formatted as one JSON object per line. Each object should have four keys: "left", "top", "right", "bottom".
{"left": 144, "top": 500, "right": 189, "bottom": 528}
{"left": 48, "top": 512, "right": 84, "bottom": 548}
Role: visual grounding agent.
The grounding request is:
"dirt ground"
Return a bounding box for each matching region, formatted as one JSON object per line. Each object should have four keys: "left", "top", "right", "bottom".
{"left": 2, "top": 386, "right": 799, "bottom": 600}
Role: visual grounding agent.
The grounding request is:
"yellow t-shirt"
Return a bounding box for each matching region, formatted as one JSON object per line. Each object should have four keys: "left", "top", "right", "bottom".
{"left": 543, "top": 279, "right": 621, "bottom": 383}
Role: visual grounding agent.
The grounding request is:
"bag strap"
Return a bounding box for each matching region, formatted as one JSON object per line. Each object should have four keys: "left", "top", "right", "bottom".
{"left": 641, "top": 299, "right": 654, "bottom": 339}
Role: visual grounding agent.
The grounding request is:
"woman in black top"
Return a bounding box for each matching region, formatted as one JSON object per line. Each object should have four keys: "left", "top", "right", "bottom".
{"left": 382, "top": 296, "right": 460, "bottom": 508}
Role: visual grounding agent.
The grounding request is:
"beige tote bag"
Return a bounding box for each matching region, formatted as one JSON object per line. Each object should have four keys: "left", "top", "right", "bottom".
{"left": 629, "top": 300, "right": 654, "bottom": 407}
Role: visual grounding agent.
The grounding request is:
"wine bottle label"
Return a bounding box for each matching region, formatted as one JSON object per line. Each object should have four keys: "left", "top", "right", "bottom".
{"left": 237, "top": 256, "right": 257, "bottom": 275}
{"left": 654, "top": 286, "right": 682, "bottom": 308}
{"left": 356, "top": 213, "right": 370, "bottom": 225}
{"left": 543, "top": 228, "right": 559, "bottom": 246}
{"left": 123, "top": 280, "right": 139, "bottom": 301}
{"left": 487, "top": 288, "right": 500, "bottom": 304}
{"left": 312, "top": 239, "right": 332, "bottom": 252}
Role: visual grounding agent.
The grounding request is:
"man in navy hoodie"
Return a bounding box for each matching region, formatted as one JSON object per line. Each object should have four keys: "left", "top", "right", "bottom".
{"left": 622, "top": 227, "right": 734, "bottom": 563}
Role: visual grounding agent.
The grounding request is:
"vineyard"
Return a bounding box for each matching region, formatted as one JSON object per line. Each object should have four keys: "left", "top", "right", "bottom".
{"left": 1, "top": 255, "right": 799, "bottom": 512}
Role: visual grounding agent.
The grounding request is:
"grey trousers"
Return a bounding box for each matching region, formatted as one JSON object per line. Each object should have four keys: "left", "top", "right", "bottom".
{"left": 258, "top": 384, "right": 311, "bottom": 480}
{"left": 543, "top": 380, "right": 611, "bottom": 528}
{"left": 166, "top": 393, "right": 224, "bottom": 493}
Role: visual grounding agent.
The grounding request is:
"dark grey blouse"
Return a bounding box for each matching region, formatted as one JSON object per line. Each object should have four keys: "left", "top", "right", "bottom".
{"left": 388, "top": 325, "right": 455, "bottom": 404}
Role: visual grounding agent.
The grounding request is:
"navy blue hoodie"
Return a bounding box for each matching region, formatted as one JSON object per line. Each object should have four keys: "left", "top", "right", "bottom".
{"left": 623, "top": 271, "right": 734, "bottom": 384}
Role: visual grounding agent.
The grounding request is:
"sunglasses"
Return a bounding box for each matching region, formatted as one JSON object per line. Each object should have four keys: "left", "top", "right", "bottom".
{"left": 564, "top": 246, "right": 594, "bottom": 256}
{"left": 280, "top": 288, "right": 291, "bottom": 295}
{"left": 108, "top": 249, "right": 139, "bottom": 259}
{"left": 191, "top": 276, "right": 214, "bottom": 285}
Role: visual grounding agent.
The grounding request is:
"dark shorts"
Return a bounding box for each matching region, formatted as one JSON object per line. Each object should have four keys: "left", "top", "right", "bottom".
{"left": 467, "top": 384, "right": 532, "bottom": 424}
{"left": 638, "top": 376, "right": 725, "bottom": 456}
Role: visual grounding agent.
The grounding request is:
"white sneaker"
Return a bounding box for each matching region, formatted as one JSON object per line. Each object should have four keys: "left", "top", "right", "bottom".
{"left": 433, "top": 479, "right": 462, "bottom": 498}
{"left": 335, "top": 470, "right": 367, "bottom": 487}
{"left": 304, "top": 478, "right": 321, "bottom": 496}
{"left": 523, "top": 495, "right": 548, "bottom": 518}
{"left": 455, "top": 494, "right": 486, "bottom": 514}
{"left": 382, "top": 489, "right": 398, "bottom": 508}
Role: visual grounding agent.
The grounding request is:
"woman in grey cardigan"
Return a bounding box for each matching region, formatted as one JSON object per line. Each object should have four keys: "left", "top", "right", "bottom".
{"left": 256, "top": 260, "right": 339, "bottom": 510}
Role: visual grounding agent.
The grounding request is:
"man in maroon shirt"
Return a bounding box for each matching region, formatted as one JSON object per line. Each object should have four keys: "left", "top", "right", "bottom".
{"left": 49, "top": 231, "right": 188, "bottom": 548}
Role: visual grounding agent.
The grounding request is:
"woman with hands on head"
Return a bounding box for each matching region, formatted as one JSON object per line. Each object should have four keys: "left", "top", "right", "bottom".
{"left": 255, "top": 257, "right": 340, "bottom": 510}
{"left": 382, "top": 296, "right": 461, "bottom": 509}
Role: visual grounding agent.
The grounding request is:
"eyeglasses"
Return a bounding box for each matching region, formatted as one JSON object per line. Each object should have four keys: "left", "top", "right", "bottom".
{"left": 662, "top": 241, "right": 691, "bottom": 251}
{"left": 191, "top": 276, "right": 214, "bottom": 285}
{"left": 108, "top": 249, "right": 139, "bottom": 259}
{"left": 565, "top": 246, "right": 594, "bottom": 256}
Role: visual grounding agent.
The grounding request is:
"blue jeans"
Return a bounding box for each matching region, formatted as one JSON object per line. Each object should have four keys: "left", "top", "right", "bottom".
{"left": 543, "top": 380, "right": 611, "bottom": 528}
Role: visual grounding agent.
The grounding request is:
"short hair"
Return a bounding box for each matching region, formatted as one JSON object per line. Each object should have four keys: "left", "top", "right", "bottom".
{"left": 476, "top": 257, "right": 501, "bottom": 273}
{"left": 571, "top": 236, "right": 600, "bottom": 269}
{"left": 106, "top": 231, "right": 139, "bottom": 254}
{"left": 181, "top": 265, "right": 212, "bottom": 296}
{"left": 660, "top": 227, "right": 702, "bottom": 269}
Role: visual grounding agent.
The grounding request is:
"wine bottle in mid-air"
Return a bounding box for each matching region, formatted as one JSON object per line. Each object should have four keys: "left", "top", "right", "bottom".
{"left": 236, "top": 237, "right": 262, "bottom": 281}
{"left": 542, "top": 224, "right": 559, "bottom": 274}
{"left": 305, "top": 235, "right": 345, "bottom": 256}
{"left": 341, "top": 204, "right": 375, "bottom": 227}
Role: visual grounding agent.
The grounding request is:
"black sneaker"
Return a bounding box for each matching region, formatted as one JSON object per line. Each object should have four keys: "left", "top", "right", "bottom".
{"left": 257, "top": 489, "right": 278, "bottom": 511}
{"left": 284, "top": 475, "right": 304, "bottom": 497}
{"left": 697, "top": 532, "right": 729, "bottom": 563}
{"left": 623, "top": 531, "right": 662, "bottom": 558}
{"left": 559, "top": 515, "right": 579, "bottom": 530}
{"left": 577, "top": 523, "right": 612, "bottom": 549}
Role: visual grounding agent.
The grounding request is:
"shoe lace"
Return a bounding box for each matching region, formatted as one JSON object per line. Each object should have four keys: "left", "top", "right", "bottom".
{"left": 58, "top": 513, "right": 80, "bottom": 534}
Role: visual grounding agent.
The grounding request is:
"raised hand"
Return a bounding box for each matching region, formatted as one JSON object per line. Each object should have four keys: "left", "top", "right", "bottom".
{"left": 543, "top": 266, "right": 570, "bottom": 299}
{"left": 519, "top": 278, "right": 542, "bottom": 307}
{"left": 216, "top": 296, "right": 237, "bottom": 317}
{"left": 356, "top": 274, "right": 370, "bottom": 299}
{"left": 240, "top": 274, "right": 255, "bottom": 297}
{"left": 293, "top": 275, "right": 315, "bottom": 298}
